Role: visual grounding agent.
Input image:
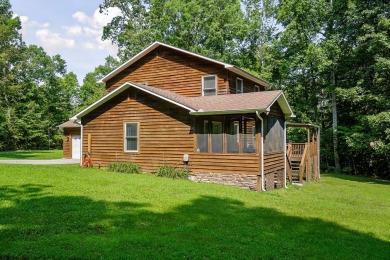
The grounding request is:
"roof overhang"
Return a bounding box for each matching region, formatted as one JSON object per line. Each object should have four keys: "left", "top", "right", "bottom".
{"left": 99, "top": 42, "right": 270, "bottom": 88}
{"left": 70, "top": 82, "right": 196, "bottom": 121}
{"left": 190, "top": 109, "right": 267, "bottom": 116}
{"left": 286, "top": 123, "right": 320, "bottom": 128}
{"left": 269, "top": 92, "right": 295, "bottom": 118}
{"left": 224, "top": 65, "right": 270, "bottom": 88}
{"left": 189, "top": 91, "right": 295, "bottom": 118}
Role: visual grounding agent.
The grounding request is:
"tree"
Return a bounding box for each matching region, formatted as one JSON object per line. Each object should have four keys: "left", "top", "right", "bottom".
{"left": 100, "top": 0, "right": 248, "bottom": 64}
{"left": 0, "top": 1, "right": 80, "bottom": 150}
{"left": 79, "top": 56, "right": 119, "bottom": 109}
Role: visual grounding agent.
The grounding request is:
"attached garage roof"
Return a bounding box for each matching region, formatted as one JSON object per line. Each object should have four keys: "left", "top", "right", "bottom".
{"left": 57, "top": 120, "right": 81, "bottom": 129}
{"left": 71, "top": 82, "right": 295, "bottom": 121}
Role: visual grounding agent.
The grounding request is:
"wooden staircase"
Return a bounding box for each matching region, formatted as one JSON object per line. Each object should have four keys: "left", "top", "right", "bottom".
{"left": 286, "top": 142, "right": 319, "bottom": 184}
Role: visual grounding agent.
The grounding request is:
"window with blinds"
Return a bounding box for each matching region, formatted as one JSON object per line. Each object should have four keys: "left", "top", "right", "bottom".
{"left": 124, "top": 122, "right": 139, "bottom": 152}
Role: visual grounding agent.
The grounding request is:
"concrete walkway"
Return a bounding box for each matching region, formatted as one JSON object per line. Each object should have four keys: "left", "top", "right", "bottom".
{"left": 0, "top": 159, "right": 80, "bottom": 165}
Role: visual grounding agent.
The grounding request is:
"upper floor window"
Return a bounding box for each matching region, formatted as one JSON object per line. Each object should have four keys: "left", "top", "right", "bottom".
{"left": 124, "top": 122, "right": 139, "bottom": 152}
{"left": 254, "top": 85, "right": 260, "bottom": 92}
{"left": 202, "top": 75, "right": 217, "bottom": 96}
{"left": 236, "top": 78, "right": 243, "bottom": 93}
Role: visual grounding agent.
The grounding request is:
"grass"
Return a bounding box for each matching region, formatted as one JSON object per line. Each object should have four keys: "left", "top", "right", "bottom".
{"left": 0, "top": 150, "right": 62, "bottom": 160}
{"left": 0, "top": 165, "right": 389, "bottom": 259}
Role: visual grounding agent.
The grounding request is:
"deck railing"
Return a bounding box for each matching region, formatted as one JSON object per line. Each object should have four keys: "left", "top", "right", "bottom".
{"left": 287, "top": 142, "right": 320, "bottom": 184}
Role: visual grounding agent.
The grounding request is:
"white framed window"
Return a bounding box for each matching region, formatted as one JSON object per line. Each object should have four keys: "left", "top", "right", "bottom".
{"left": 236, "top": 78, "right": 243, "bottom": 93}
{"left": 124, "top": 122, "right": 139, "bottom": 152}
{"left": 202, "top": 75, "right": 217, "bottom": 96}
{"left": 254, "top": 85, "right": 260, "bottom": 92}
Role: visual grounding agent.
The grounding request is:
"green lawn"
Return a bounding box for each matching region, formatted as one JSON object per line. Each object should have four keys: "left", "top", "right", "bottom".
{"left": 0, "top": 150, "right": 62, "bottom": 160}
{"left": 0, "top": 165, "right": 389, "bottom": 259}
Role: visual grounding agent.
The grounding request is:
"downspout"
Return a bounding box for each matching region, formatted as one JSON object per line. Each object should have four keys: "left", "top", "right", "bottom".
{"left": 256, "top": 111, "right": 265, "bottom": 191}
{"left": 284, "top": 120, "right": 287, "bottom": 188}
{"left": 318, "top": 127, "right": 321, "bottom": 179}
{"left": 80, "top": 123, "right": 83, "bottom": 167}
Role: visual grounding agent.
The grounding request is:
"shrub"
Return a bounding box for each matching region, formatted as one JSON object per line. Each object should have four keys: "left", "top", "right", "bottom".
{"left": 108, "top": 162, "right": 141, "bottom": 174}
{"left": 156, "top": 165, "right": 188, "bottom": 179}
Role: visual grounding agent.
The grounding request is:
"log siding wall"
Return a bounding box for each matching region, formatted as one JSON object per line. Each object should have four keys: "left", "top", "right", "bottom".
{"left": 81, "top": 89, "right": 261, "bottom": 175}
{"left": 105, "top": 46, "right": 267, "bottom": 96}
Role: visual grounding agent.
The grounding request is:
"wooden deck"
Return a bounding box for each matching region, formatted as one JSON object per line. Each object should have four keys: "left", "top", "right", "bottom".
{"left": 286, "top": 124, "right": 320, "bottom": 184}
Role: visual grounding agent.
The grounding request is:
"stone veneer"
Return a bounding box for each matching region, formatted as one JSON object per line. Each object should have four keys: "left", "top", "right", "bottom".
{"left": 188, "top": 173, "right": 259, "bottom": 191}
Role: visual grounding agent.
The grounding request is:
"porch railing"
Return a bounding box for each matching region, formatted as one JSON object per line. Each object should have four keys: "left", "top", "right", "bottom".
{"left": 287, "top": 142, "right": 320, "bottom": 184}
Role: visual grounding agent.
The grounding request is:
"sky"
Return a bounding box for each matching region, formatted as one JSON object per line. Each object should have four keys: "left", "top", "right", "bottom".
{"left": 10, "top": 0, "right": 121, "bottom": 83}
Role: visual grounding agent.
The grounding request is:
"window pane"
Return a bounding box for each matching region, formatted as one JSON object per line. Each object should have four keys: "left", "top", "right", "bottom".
{"left": 126, "top": 123, "right": 137, "bottom": 137}
{"left": 242, "top": 117, "right": 256, "bottom": 153}
{"left": 203, "top": 76, "right": 216, "bottom": 96}
{"left": 211, "top": 120, "right": 223, "bottom": 153}
{"left": 203, "top": 88, "right": 216, "bottom": 96}
{"left": 125, "top": 123, "right": 138, "bottom": 151}
{"left": 196, "top": 120, "right": 209, "bottom": 152}
{"left": 226, "top": 117, "right": 239, "bottom": 153}
{"left": 203, "top": 76, "right": 216, "bottom": 89}
{"left": 236, "top": 78, "right": 243, "bottom": 93}
{"left": 126, "top": 137, "right": 138, "bottom": 151}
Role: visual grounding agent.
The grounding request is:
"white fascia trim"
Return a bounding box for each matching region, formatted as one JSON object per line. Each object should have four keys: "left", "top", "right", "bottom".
{"left": 225, "top": 65, "right": 270, "bottom": 88}
{"left": 265, "top": 91, "right": 295, "bottom": 118}
{"left": 189, "top": 108, "right": 267, "bottom": 116}
{"left": 73, "top": 82, "right": 131, "bottom": 119}
{"left": 100, "top": 41, "right": 229, "bottom": 83}
{"left": 72, "top": 82, "right": 196, "bottom": 120}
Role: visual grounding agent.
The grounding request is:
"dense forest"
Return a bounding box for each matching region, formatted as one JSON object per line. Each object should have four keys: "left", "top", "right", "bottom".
{"left": 0, "top": 0, "right": 389, "bottom": 178}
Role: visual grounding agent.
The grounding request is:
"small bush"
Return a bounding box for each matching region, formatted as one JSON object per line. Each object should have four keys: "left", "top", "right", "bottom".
{"left": 108, "top": 162, "right": 141, "bottom": 174}
{"left": 156, "top": 165, "right": 188, "bottom": 179}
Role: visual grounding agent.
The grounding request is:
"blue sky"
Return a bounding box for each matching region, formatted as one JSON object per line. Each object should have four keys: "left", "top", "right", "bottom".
{"left": 10, "top": 0, "right": 121, "bottom": 83}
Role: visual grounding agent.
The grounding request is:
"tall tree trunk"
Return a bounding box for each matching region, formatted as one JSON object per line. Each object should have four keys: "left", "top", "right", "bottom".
{"left": 331, "top": 71, "right": 340, "bottom": 171}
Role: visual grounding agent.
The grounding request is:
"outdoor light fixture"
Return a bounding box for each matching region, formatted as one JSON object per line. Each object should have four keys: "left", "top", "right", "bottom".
{"left": 183, "top": 154, "right": 189, "bottom": 165}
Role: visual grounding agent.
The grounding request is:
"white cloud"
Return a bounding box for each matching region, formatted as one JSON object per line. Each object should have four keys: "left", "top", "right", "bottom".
{"left": 64, "top": 25, "right": 83, "bottom": 36}
{"left": 70, "top": 7, "right": 121, "bottom": 54}
{"left": 36, "top": 29, "right": 75, "bottom": 51}
{"left": 13, "top": 7, "right": 121, "bottom": 83}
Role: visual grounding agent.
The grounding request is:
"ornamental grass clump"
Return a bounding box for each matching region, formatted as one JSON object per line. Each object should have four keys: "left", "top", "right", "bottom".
{"left": 108, "top": 162, "right": 141, "bottom": 174}
{"left": 156, "top": 165, "right": 188, "bottom": 179}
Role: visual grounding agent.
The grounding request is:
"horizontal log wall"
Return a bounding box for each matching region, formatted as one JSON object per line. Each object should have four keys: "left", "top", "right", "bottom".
{"left": 106, "top": 46, "right": 228, "bottom": 97}
{"left": 106, "top": 46, "right": 269, "bottom": 97}
{"left": 264, "top": 152, "right": 284, "bottom": 174}
{"left": 82, "top": 88, "right": 261, "bottom": 175}
{"left": 227, "top": 71, "right": 266, "bottom": 94}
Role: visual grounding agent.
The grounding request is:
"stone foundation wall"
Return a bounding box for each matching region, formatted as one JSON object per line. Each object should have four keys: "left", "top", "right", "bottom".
{"left": 189, "top": 173, "right": 259, "bottom": 191}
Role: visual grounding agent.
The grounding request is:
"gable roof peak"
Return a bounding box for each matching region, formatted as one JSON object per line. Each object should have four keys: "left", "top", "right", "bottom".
{"left": 99, "top": 41, "right": 270, "bottom": 88}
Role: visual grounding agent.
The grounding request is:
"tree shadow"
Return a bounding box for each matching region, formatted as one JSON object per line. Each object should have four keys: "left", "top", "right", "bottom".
{"left": 0, "top": 185, "right": 389, "bottom": 259}
{"left": 324, "top": 173, "right": 390, "bottom": 186}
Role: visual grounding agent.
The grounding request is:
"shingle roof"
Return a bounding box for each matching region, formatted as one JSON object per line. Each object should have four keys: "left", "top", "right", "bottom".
{"left": 57, "top": 120, "right": 80, "bottom": 128}
{"left": 131, "top": 83, "right": 293, "bottom": 116}
{"left": 71, "top": 82, "right": 294, "bottom": 120}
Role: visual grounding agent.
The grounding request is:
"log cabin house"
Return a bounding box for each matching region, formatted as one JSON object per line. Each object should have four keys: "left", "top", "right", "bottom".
{"left": 67, "top": 42, "right": 303, "bottom": 191}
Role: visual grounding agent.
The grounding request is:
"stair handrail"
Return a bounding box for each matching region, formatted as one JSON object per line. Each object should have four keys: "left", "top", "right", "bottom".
{"left": 299, "top": 144, "right": 308, "bottom": 183}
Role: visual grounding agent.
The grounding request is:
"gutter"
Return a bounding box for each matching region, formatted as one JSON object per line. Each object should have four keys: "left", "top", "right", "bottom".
{"left": 190, "top": 108, "right": 268, "bottom": 116}
{"left": 256, "top": 111, "right": 265, "bottom": 192}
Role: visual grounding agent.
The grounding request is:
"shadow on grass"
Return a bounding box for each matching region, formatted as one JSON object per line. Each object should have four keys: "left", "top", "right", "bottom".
{"left": 323, "top": 172, "right": 390, "bottom": 186}
{"left": 0, "top": 184, "right": 389, "bottom": 259}
{"left": 0, "top": 150, "right": 53, "bottom": 159}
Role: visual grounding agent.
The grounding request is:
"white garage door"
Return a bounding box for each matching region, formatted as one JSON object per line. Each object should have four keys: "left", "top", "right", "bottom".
{"left": 72, "top": 135, "right": 81, "bottom": 159}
